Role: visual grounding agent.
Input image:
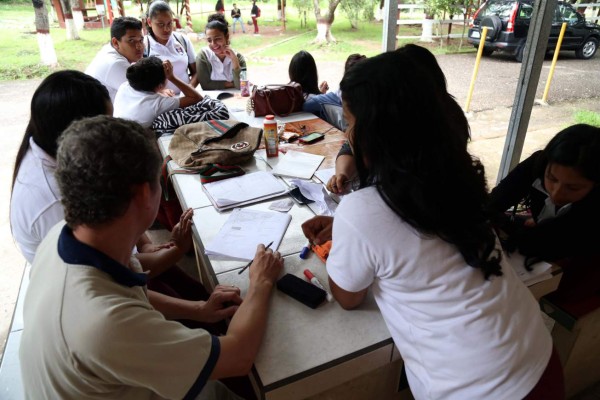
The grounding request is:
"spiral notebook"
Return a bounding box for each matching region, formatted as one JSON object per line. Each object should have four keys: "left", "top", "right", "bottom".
{"left": 202, "top": 171, "right": 288, "bottom": 212}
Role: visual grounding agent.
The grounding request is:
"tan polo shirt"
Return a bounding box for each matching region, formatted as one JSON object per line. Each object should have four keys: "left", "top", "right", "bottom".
{"left": 20, "top": 222, "right": 219, "bottom": 399}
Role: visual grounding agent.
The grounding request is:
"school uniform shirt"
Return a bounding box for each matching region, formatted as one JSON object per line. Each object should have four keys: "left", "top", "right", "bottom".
{"left": 10, "top": 138, "right": 64, "bottom": 264}
{"left": 327, "top": 186, "right": 553, "bottom": 400}
{"left": 196, "top": 48, "right": 246, "bottom": 90}
{"left": 113, "top": 82, "right": 180, "bottom": 128}
{"left": 145, "top": 33, "right": 195, "bottom": 94}
{"left": 489, "top": 150, "right": 600, "bottom": 261}
{"left": 20, "top": 223, "right": 219, "bottom": 399}
{"left": 85, "top": 43, "right": 132, "bottom": 102}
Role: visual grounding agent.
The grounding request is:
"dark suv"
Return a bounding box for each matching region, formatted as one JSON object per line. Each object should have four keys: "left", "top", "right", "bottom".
{"left": 467, "top": 0, "right": 600, "bottom": 61}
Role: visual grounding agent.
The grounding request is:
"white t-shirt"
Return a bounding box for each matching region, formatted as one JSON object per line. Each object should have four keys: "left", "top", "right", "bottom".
{"left": 327, "top": 186, "right": 552, "bottom": 400}
{"left": 145, "top": 33, "right": 195, "bottom": 94}
{"left": 202, "top": 47, "right": 233, "bottom": 82}
{"left": 20, "top": 222, "right": 218, "bottom": 399}
{"left": 10, "top": 138, "right": 64, "bottom": 263}
{"left": 113, "top": 82, "right": 180, "bottom": 128}
{"left": 85, "top": 43, "right": 132, "bottom": 103}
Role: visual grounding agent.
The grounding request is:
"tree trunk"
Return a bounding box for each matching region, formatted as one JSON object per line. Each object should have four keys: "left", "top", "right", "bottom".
{"left": 312, "top": 0, "right": 341, "bottom": 43}
{"left": 60, "top": 0, "right": 80, "bottom": 39}
{"left": 72, "top": 0, "right": 84, "bottom": 32}
{"left": 32, "top": 0, "right": 58, "bottom": 66}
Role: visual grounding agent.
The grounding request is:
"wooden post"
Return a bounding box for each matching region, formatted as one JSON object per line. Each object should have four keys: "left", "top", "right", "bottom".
{"left": 185, "top": 0, "right": 192, "bottom": 31}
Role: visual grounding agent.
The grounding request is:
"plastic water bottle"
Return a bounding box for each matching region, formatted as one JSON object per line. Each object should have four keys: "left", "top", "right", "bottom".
{"left": 263, "top": 115, "right": 279, "bottom": 157}
{"left": 240, "top": 67, "right": 250, "bottom": 97}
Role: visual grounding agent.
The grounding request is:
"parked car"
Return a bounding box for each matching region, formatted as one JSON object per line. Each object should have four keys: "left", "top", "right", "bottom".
{"left": 467, "top": 0, "right": 600, "bottom": 61}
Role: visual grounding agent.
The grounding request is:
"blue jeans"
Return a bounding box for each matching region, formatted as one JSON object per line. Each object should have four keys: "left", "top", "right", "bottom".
{"left": 232, "top": 17, "right": 245, "bottom": 33}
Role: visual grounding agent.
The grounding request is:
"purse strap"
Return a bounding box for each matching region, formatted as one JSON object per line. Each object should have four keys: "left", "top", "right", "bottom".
{"left": 264, "top": 88, "right": 297, "bottom": 117}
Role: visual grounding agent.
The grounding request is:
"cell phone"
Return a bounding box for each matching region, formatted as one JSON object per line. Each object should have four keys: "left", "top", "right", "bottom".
{"left": 289, "top": 186, "right": 314, "bottom": 205}
{"left": 299, "top": 132, "right": 325, "bottom": 144}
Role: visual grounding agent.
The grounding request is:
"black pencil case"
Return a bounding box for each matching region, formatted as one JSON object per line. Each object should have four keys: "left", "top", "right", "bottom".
{"left": 276, "top": 273, "right": 326, "bottom": 309}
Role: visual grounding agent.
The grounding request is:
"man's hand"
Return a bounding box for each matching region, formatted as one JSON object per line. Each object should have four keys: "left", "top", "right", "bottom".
{"left": 249, "top": 243, "right": 284, "bottom": 286}
{"left": 301, "top": 216, "right": 334, "bottom": 246}
{"left": 170, "top": 208, "right": 194, "bottom": 254}
{"left": 327, "top": 173, "right": 350, "bottom": 195}
{"left": 197, "top": 285, "right": 243, "bottom": 322}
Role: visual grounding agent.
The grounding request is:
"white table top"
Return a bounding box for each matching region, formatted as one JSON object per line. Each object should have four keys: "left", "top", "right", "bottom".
{"left": 217, "top": 253, "right": 392, "bottom": 390}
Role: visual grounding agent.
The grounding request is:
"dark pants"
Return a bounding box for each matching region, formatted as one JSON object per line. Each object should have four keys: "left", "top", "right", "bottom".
{"left": 523, "top": 346, "right": 565, "bottom": 400}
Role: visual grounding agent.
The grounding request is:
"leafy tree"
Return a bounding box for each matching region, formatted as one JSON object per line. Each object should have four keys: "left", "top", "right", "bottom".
{"left": 341, "top": 0, "right": 377, "bottom": 29}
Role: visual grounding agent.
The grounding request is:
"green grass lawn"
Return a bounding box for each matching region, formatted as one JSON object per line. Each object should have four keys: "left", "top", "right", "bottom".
{"left": 0, "top": 0, "right": 474, "bottom": 81}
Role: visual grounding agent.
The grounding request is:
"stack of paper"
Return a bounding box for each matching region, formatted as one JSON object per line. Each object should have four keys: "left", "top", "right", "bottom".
{"left": 271, "top": 151, "right": 325, "bottom": 180}
{"left": 203, "top": 171, "right": 288, "bottom": 212}
{"left": 205, "top": 208, "right": 292, "bottom": 261}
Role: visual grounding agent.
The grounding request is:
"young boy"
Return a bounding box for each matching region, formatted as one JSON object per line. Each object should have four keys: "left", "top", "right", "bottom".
{"left": 113, "top": 56, "right": 201, "bottom": 128}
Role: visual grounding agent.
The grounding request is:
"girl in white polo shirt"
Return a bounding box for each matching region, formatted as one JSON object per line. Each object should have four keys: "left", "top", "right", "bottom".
{"left": 302, "top": 47, "right": 565, "bottom": 400}
{"left": 145, "top": 0, "right": 197, "bottom": 94}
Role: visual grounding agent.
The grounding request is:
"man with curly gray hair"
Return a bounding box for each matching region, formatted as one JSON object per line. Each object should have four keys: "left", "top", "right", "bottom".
{"left": 19, "top": 116, "right": 283, "bottom": 399}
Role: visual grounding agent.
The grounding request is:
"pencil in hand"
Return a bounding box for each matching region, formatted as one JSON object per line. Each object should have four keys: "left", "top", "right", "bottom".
{"left": 238, "top": 241, "right": 274, "bottom": 274}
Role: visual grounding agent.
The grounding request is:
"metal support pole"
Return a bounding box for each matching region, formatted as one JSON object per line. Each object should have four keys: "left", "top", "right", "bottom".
{"left": 382, "top": 0, "right": 399, "bottom": 51}
{"left": 542, "top": 22, "right": 567, "bottom": 103}
{"left": 496, "top": 0, "right": 557, "bottom": 183}
{"left": 465, "top": 27, "right": 488, "bottom": 113}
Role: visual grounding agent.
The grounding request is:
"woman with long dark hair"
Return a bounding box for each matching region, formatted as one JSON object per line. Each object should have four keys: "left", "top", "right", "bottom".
{"left": 302, "top": 48, "right": 564, "bottom": 399}
{"left": 145, "top": 0, "right": 197, "bottom": 93}
{"left": 288, "top": 50, "right": 327, "bottom": 98}
{"left": 11, "top": 70, "right": 111, "bottom": 263}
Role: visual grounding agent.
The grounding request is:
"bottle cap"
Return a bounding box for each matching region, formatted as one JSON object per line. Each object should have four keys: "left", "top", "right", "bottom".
{"left": 266, "top": 115, "right": 274, "bottom": 120}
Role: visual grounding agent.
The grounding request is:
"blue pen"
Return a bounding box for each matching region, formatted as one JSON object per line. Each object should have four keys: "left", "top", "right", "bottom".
{"left": 299, "top": 240, "right": 311, "bottom": 259}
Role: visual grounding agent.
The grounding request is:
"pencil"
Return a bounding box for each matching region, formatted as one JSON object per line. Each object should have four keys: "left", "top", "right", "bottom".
{"left": 238, "top": 241, "right": 274, "bottom": 274}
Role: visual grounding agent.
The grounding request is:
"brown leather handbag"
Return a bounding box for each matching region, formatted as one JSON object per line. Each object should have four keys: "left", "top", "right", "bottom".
{"left": 250, "top": 82, "right": 305, "bottom": 117}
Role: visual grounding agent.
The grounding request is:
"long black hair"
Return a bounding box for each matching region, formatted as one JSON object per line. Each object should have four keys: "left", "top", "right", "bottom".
{"left": 288, "top": 50, "right": 321, "bottom": 96}
{"left": 534, "top": 123, "right": 600, "bottom": 183}
{"left": 340, "top": 48, "right": 502, "bottom": 279}
{"left": 12, "top": 70, "right": 110, "bottom": 190}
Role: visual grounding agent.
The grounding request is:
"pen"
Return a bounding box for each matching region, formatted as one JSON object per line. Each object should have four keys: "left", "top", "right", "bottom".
{"left": 299, "top": 240, "right": 311, "bottom": 259}
{"left": 303, "top": 269, "right": 334, "bottom": 302}
{"left": 238, "top": 241, "right": 273, "bottom": 274}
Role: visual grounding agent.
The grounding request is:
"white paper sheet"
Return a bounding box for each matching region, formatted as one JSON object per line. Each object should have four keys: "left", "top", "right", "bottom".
{"left": 504, "top": 251, "right": 553, "bottom": 286}
{"left": 205, "top": 208, "right": 292, "bottom": 261}
{"left": 314, "top": 168, "right": 336, "bottom": 184}
{"left": 290, "top": 179, "right": 337, "bottom": 216}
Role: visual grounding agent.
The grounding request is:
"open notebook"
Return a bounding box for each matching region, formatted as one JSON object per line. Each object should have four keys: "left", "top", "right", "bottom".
{"left": 205, "top": 208, "right": 292, "bottom": 261}
{"left": 202, "top": 171, "right": 288, "bottom": 212}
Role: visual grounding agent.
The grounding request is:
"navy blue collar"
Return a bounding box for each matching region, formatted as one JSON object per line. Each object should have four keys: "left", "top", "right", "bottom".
{"left": 58, "top": 225, "right": 148, "bottom": 287}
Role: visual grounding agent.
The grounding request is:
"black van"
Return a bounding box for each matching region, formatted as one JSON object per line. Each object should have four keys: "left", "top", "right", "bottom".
{"left": 467, "top": 0, "right": 600, "bottom": 61}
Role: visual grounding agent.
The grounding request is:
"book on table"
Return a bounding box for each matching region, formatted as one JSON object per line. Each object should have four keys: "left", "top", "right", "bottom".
{"left": 202, "top": 170, "right": 288, "bottom": 212}
{"left": 205, "top": 208, "right": 292, "bottom": 261}
{"left": 270, "top": 150, "right": 325, "bottom": 180}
